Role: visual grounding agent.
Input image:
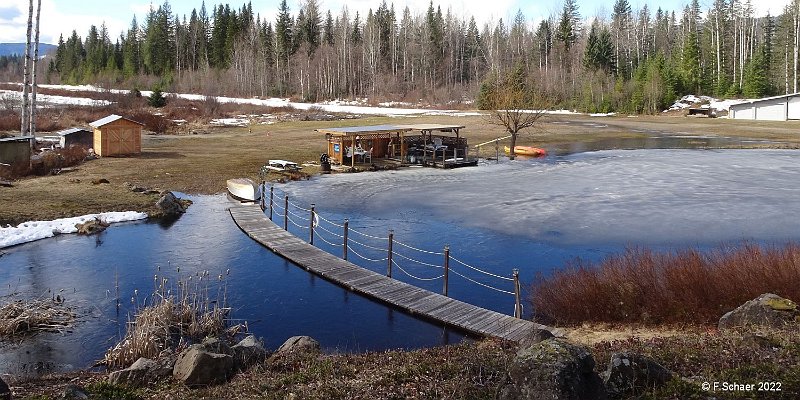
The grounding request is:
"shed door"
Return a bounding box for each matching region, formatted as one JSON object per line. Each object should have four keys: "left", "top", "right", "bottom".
{"left": 108, "top": 128, "right": 135, "bottom": 154}
{"left": 788, "top": 96, "right": 800, "bottom": 120}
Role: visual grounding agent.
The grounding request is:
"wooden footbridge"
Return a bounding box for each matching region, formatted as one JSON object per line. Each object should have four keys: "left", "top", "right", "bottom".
{"left": 230, "top": 203, "right": 552, "bottom": 343}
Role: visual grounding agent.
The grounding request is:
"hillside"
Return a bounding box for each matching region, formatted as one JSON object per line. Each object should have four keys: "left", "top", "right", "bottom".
{"left": 0, "top": 42, "right": 56, "bottom": 57}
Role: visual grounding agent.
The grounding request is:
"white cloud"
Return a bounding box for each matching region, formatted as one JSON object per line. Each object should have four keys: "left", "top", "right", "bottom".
{"left": 0, "top": 0, "right": 129, "bottom": 44}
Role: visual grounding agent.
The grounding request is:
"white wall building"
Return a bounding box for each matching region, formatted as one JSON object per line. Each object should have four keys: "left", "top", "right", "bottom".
{"left": 728, "top": 93, "right": 800, "bottom": 121}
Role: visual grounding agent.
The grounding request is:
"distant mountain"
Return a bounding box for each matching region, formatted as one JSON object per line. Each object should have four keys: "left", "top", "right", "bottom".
{"left": 0, "top": 43, "right": 57, "bottom": 57}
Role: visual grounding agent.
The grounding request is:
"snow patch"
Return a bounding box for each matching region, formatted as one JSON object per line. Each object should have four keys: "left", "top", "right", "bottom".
{"left": 1, "top": 211, "right": 148, "bottom": 249}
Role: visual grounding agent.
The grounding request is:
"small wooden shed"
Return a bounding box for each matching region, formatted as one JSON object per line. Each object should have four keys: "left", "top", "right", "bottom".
{"left": 57, "top": 127, "right": 94, "bottom": 148}
{"left": 89, "top": 114, "right": 144, "bottom": 156}
{"left": 0, "top": 136, "right": 34, "bottom": 165}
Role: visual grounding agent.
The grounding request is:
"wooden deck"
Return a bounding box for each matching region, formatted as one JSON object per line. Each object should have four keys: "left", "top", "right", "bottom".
{"left": 230, "top": 203, "right": 552, "bottom": 343}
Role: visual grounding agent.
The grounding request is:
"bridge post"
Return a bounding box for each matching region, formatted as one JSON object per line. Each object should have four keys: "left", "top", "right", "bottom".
{"left": 283, "top": 195, "right": 288, "bottom": 230}
{"left": 443, "top": 245, "right": 450, "bottom": 296}
{"left": 269, "top": 186, "right": 274, "bottom": 220}
{"left": 343, "top": 219, "right": 349, "bottom": 260}
{"left": 309, "top": 204, "right": 315, "bottom": 244}
{"left": 387, "top": 230, "right": 394, "bottom": 277}
{"left": 260, "top": 182, "right": 266, "bottom": 211}
{"left": 513, "top": 268, "right": 521, "bottom": 318}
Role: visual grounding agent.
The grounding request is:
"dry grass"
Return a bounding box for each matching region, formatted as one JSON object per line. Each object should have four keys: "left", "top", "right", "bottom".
{"left": 531, "top": 243, "right": 800, "bottom": 326}
{"left": 0, "top": 297, "right": 75, "bottom": 338}
{"left": 103, "top": 270, "right": 243, "bottom": 369}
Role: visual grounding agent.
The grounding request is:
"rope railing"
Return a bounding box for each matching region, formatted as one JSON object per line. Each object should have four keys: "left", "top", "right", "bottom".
{"left": 450, "top": 255, "right": 514, "bottom": 281}
{"left": 312, "top": 226, "right": 343, "bottom": 247}
{"left": 393, "top": 239, "right": 445, "bottom": 255}
{"left": 449, "top": 268, "right": 515, "bottom": 295}
{"left": 346, "top": 245, "right": 388, "bottom": 263}
{"left": 262, "top": 184, "right": 524, "bottom": 318}
{"left": 391, "top": 250, "right": 443, "bottom": 269}
{"left": 391, "top": 260, "right": 444, "bottom": 282}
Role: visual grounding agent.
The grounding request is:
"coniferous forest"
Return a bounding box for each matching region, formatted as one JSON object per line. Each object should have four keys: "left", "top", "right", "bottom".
{"left": 32, "top": 0, "right": 800, "bottom": 113}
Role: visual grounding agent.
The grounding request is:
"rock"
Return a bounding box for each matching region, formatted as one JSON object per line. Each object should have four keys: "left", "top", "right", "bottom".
{"left": 61, "top": 384, "right": 89, "bottom": 399}
{"left": 232, "top": 335, "right": 267, "bottom": 368}
{"left": 718, "top": 293, "right": 800, "bottom": 330}
{"left": 91, "top": 178, "right": 110, "bottom": 184}
{"left": 602, "top": 352, "right": 672, "bottom": 399}
{"left": 499, "top": 338, "right": 607, "bottom": 400}
{"left": 173, "top": 344, "right": 235, "bottom": 387}
{"left": 75, "top": 218, "right": 109, "bottom": 235}
{"left": 517, "top": 328, "right": 556, "bottom": 349}
{"left": 201, "top": 336, "right": 232, "bottom": 355}
{"left": 275, "top": 336, "right": 320, "bottom": 356}
{"left": 108, "top": 357, "right": 173, "bottom": 386}
{"left": 0, "top": 376, "right": 10, "bottom": 400}
{"left": 156, "top": 191, "right": 187, "bottom": 217}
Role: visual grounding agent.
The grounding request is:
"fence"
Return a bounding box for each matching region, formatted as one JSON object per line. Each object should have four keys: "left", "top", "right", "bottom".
{"left": 260, "top": 183, "right": 524, "bottom": 318}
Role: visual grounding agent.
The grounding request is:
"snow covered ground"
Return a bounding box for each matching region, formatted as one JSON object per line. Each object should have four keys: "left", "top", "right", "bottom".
{"left": 0, "top": 211, "right": 148, "bottom": 249}
{"left": 667, "top": 94, "right": 747, "bottom": 113}
{"left": 0, "top": 89, "right": 112, "bottom": 107}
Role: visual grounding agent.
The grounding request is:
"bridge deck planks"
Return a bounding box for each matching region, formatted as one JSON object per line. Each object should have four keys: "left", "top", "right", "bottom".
{"left": 230, "top": 204, "right": 550, "bottom": 342}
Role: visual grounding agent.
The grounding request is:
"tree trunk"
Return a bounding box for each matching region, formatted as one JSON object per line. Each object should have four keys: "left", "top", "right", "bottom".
{"left": 20, "top": 0, "right": 34, "bottom": 136}
{"left": 508, "top": 131, "right": 517, "bottom": 160}
{"left": 29, "top": 0, "right": 41, "bottom": 135}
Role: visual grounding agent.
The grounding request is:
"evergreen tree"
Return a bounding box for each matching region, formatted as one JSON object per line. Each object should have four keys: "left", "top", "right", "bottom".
{"left": 324, "top": 10, "right": 334, "bottom": 46}
{"left": 556, "top": 0, "right": 580, "bottom": 51}
{"left": 681, "top": 31, "right": 702, "bottom": 93}
{"left": 584, "top": 22, "right": 616, "bottom": 73}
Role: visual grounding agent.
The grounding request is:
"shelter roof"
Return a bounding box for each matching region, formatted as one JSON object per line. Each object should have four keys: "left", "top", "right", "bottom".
{"left": 56, "top": 127, "right": 92, "bottom": 136}
{"left": 394, "top": 124, "right": 465, "bottom": 131}
{"left": 728, "top": 93, "right": 800, "bottom": 109}
{"left": 316, "top": 124, "right": 412, "bottom": 136}
{"left": 89, "top": 114, "right": 144, "bottom": 128}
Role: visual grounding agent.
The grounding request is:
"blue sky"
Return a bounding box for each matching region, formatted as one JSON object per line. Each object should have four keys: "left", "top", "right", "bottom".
{"left": 0, "top": 0, "right": 791, "bottom": 44}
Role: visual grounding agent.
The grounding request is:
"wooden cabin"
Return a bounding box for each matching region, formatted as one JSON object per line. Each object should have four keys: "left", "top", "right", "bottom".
{"left": 57, "top": 127, "right": 94, "bottom": 148}
{"left": 89, "top": 115, "right": 144, "bottom": 157}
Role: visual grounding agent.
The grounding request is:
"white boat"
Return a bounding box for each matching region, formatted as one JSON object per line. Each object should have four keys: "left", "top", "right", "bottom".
{"left": 263, "top": 159, "right": 302, "bottom": 171}
{"left": 226, "top": 178, "right": 261, "bottom": 202}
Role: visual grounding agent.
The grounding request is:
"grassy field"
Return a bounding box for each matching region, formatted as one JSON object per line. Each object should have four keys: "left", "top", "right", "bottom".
{"left": 2, "top": 113, "right": 800, "bottom": 225}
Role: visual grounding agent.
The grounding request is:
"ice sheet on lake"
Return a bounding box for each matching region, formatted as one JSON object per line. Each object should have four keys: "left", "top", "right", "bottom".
{"left": 0, "top": 212, "right": 148, "bottom": 249}
{"left": 279, "top": 149, "right": 800, "bottom": 246}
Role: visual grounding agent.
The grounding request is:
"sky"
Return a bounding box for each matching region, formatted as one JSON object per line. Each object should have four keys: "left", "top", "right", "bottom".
{"left": 0, "top": 0, "right": 792, "bottom": 45}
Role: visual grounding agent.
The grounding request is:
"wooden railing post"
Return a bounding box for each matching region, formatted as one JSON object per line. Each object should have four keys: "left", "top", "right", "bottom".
{"left": 513, "top": 268, "right": 522, "bottom": 318}
{"left": 260, "top": 182, "right": 266, "bottom": 211}
{"left": 387, "top": 230, "right": 394, "bottom": 277}
{"left": 269, "top": 186, "right": 274, "bottom": 220}
{"left": 342, "top": 219, "right": 349, "bottom": 260}
{"left": 283, "top": 195, "right": 288, "bottom": 230}
{"left": 443, "top": 245, "right": 450, "bottom": 296}
{"left": 309, "top": 203, "right": 315, "bottom": 244}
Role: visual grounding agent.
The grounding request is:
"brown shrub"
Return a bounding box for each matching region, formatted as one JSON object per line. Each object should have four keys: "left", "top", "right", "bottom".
{"left": 531, "top": 243, "right": 800, "bottom": 326}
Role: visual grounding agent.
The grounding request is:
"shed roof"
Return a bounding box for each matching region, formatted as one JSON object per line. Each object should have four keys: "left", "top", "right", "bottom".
{"left": 56, "top": 127, "right": 93, "bottom": 136}
{"left": 0, "top": 135, "right": 34, "bottom": 143}
{"left": 394, "top": 124, "right": 465, "bottom": 131}
{"left": 728, "top": 93, "right": 800, "bottom": 109}
{"left": 316, "top": 124, "right": 412, "bottom": 136}
{"left": 89, "top": 114, "right": 144, "bottom": 128}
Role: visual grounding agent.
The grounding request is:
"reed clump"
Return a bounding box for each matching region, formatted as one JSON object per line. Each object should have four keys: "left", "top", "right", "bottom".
{"left": 0, "top": 298, "right": 75, "bottom": 337}
{"left": 103, "top": 268, "right": 244, "bottom": 369}
{"left": 531, "top": 242, "right": 800, "bottom": 326}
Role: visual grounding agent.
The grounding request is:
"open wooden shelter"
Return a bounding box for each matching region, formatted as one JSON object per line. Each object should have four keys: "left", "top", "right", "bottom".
{"left": 318, "top": 123, "right": 476, "bottom": 169}
{"left": 89, "top": 114, "right": 144, "bottom": 157}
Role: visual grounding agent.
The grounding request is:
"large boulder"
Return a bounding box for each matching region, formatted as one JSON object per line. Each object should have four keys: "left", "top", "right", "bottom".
{"left": 499, "top": 338, "right": 607, "bottom": 400}
{"left": 201, "top": 337, "right": 232, "bottom": 356}
{"left": 275, "top": 336, "right": 320, "bottom": 356}
{"left": 108, "top": 357, "right": 173, "bottom": 386}
{"left": 172, "top": 344, "right": 235, "bottom": 387}
{"left": 719, "top": 293, "right": 800, "bottom": 330}
{"left": 156, "top": 191, "right": 188, "bottom": 217}
{"left": 232, "top": 335, "right": 267, "bottom": 368}
{"left": 603, "top": 352, "right": 672, "bottom": 399}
